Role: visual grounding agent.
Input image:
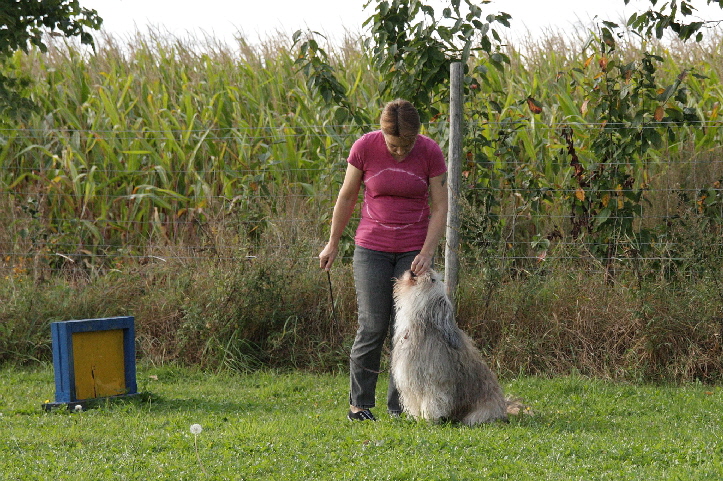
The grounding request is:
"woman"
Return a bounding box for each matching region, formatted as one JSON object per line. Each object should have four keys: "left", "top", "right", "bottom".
{"left": 319, "top": 99, "right": 448, "bottom": 421}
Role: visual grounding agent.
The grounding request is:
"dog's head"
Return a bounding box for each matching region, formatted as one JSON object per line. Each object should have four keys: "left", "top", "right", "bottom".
{"left": 394, "top": 269, "right": 446, "bottom": 300}
{"left": 393, "top": 269, "right": 460, "bottom": 347}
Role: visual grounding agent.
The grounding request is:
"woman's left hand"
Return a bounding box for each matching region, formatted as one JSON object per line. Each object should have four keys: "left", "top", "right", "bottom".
{"left": 412, "top": 172, "right": 447, "bottom": 277}
{"left": 411, "top": 252, "right": 433, "bottom": 276}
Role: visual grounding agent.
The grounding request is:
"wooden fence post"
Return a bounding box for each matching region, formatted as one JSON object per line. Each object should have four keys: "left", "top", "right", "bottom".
{"left": 445, "top": 62, "right": 463, "bottom": 302}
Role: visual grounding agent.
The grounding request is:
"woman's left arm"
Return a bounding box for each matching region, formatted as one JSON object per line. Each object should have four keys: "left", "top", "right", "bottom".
{"left": 411, "top": 172, "right": 449, "bottom": 275}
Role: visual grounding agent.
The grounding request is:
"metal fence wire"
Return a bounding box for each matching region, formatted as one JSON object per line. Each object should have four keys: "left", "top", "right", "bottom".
{"left": 1, "top": 121, "right": 722, "bottom": 279}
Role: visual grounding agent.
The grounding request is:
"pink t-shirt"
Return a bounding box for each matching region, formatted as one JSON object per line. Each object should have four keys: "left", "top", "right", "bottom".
{"left": 347, "top": 130, "right": 447, "bottom": 252}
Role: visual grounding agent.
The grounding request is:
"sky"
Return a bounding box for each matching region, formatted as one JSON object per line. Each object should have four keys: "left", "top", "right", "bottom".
{"left": 81, "top": 0, "right": 723, "bottom": 46}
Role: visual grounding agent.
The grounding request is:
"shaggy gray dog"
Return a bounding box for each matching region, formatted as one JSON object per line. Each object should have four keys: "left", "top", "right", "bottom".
{"left": 391, "top": 269, "right": 508, "bottom": 425}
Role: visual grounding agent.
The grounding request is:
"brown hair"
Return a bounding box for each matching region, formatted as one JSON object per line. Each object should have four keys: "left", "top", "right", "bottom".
{"left": 380, "top": 99, "right": 421, "bottom": 141}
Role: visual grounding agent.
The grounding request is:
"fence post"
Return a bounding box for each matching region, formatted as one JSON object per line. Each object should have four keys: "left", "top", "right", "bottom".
{"left": 445, "top": 62, "right": 463, "bottom": 302}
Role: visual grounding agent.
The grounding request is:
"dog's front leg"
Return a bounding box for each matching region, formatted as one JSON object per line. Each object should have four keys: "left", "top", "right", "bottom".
{"left": 420, "top": 391, "right": 453, "bottom": 423}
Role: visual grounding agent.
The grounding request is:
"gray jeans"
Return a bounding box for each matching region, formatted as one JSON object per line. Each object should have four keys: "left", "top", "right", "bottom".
{"left": 349, "top": 245, "right": 420, "bottom": 413}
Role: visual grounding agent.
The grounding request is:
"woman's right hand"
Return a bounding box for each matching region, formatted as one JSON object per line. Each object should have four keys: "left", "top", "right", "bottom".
{"left": 319, "top": 243, "right": 338, "bottom": 271}
{"left": 319, "top": 164, "right": 362, "bottom": 272}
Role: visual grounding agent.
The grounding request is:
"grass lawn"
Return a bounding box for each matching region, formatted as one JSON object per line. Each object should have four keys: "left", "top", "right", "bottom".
{"left": 1, "top": 366, "right": 721, "bottom": 480}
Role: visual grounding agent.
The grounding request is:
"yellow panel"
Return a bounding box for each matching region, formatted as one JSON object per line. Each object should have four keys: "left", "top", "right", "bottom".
{"left": 72, "top": 329, "right": 126, "bottom": 400}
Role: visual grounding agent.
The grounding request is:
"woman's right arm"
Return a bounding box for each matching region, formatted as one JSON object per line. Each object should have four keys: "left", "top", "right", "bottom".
{"left": 319, "top": 163, "right": 363, "bottom": 271}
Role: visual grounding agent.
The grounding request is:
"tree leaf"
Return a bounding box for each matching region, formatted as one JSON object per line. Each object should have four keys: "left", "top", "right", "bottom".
{"left": 596, "top": 208, "right": 611, "bottom": 225}
{"left": 526, "top": 96, "right": 543, "bottom": 114}
{"left": 575, "top": 187, "right": 586, "bottom": 202}
{"left": 599, "top": 57, "right": 609, "bottom": 72}
{"left": 654, "top": 105, "right": 665, "bottom": 121}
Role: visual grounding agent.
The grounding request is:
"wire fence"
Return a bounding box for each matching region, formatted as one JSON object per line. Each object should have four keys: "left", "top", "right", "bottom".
{"left": 1, "top": 122, "right": 722, "bottom": 278}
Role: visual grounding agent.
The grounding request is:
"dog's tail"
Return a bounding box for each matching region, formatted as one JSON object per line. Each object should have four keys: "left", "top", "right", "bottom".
{"left": 505, "top": 396, "right": 533, "bottom": 417}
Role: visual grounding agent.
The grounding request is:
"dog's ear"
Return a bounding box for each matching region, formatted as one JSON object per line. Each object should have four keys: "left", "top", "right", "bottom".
{"left": 433, "top": 296, "right": 462, "bottom": 349}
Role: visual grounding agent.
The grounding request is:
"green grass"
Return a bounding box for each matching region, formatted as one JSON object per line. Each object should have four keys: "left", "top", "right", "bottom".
{"left": 2, "top": 366, "right": 721, "bottom": 480}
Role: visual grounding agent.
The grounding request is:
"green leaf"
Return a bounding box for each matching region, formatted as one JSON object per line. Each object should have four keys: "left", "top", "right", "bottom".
{"left": 655, "top": 22, "right": 665, "bottom": 39}
{"left": 421, "top": 5, "right": 434, "bottom": 16}
{"left": 379, "top": 1, "right": 390, "bottom": 16}
{"left": 656, "top": 84, "right": 675, "bottom": 102}
{"left": 333, "top": 108, "right": 348, "bottom": 125}
{"left": 596, "top": 208, "right": 612, "bottom": 225}
{"left": 462, "top": 40, "right": 472, "bottom": 64}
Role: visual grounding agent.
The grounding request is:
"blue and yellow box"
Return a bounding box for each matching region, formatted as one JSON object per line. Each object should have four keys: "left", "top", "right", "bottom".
{"left": 44, "top": 316, "right": 138, "bottom": 409}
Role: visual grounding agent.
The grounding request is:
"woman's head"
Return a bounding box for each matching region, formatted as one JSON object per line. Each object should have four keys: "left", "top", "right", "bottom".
{"left": 380, "top": 99, "right": 421, "bottom": 139}
{"left": 380, "top": 99, "right": 420, "bottom": 160}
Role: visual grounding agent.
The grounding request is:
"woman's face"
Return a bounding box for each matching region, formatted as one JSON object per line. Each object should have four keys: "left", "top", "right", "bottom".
{"left": 383, "top": 134, "right": 416, "bottom": 161}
